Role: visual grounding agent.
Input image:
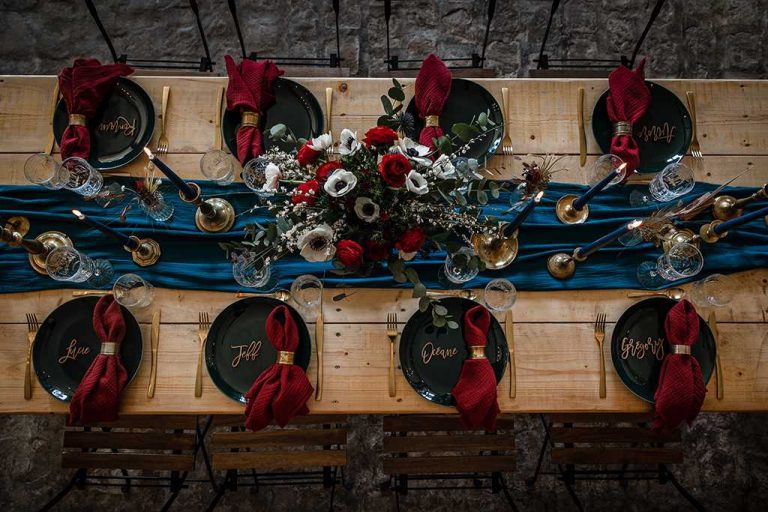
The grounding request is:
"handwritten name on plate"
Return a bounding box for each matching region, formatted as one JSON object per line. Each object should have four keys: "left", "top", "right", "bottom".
{"left": 637, "top": 123, "right": 676, "bottom": 144}
{"left": 97, "top": 116, "right": 137, "bottom": 137}
{"left": 620, "top": 336, "right": 665, "bottom": 361}
{"left": 421, "top": 341, "right": 459, "bottom": 365}
{"left": 58, "top": 339, "right": 91, "bottom": 364}
{"left": 231, "top": 340, "right": 262, "bottom": 368}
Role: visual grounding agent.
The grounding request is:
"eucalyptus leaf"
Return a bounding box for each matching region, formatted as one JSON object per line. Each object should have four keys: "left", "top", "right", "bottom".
{"left": 433, "top": 315, "right": 447, "bottom": 328}
{"left": 413, "top": 282, "right": 427, "bottom": 298}
{"left": 269, "top": 124, "right": 287, "bottom": 139}
{"left": 388, "top": 87, "right": 405, "bottom": 102}
{"left": 433, "top": 304, "right": 448, "bottom": 316}
{"left": 405, "top": 268, "right": 420, "bottom": 284}
{"left": 447, "top": 320, "right": 459, "bottom": 330}
{"left": 477, "top": 190, "right": 488, "bottom": 204}
{"left": 418, "top": 296, "right": 431, "bottom": 312}
{"left": 381, "top": 95, "right": 394, "bottom": 115}
{"left": 452, "top": 122, "right": 480, "bottom": 143}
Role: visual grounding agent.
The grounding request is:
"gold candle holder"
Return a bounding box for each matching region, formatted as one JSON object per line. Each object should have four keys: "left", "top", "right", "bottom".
{"left": 3, "top": 216, "right": 30, "bottom": 238}
{"left": 712, "top": 184, "right": 767, "bottom": 221}
{"left": 1, "top": 226, "right": 74, "bottom": 275}
{"left": 656, "top": 224, "right": 700, "bottom": 253}
{"left": 555, "top": 194, "right": 589, "bottom": 224}
{"left": 124, "top": 235, "right": 162, "bottom": 267}
{"left": 180, "top": 182, "right": 235, "bottom": 233}
{"left": 546, "top": 249, "right": 585, "bottom": 280}
{"left": 699, "top": 220, "right": 727, "bottom": 244}
{"left": 471, "top": 225, "right": 519, "bottom": 270}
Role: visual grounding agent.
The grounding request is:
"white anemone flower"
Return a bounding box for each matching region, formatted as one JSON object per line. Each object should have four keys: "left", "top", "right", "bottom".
{"left": 261, "top": 163, "right": 282, "bottom": 194}
{"left": 338, "top": 128, "right": 360, "bottom": 156}
{"left": 397, "top": 137, "right": 431, "bottom": 166}
{"left": 308, "top": 132, "right": 333, "bottom": 151}
{"left": 354, "top": 197, "right": 380, "bottom": 223}
{"left": 432, "top": 154, "right": 456, "bottom": 179}
{"left": 405, "top": 170, "right": 429, "bottom": 195}
{"left": 324, "top": 169, "right": 358, "bottom": 197}
{"left": 297, "top": 224, "right": 336, "bottom": 262}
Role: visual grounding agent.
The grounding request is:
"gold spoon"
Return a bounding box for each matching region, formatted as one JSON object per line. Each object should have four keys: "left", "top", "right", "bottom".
{"left": 627, "top": 288, "right": 686, "bottom": 300}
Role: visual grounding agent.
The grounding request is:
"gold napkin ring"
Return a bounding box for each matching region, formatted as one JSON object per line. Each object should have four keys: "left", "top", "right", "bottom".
{"left": 101, "top": 342, "right": 118, "bottom": 355}
{"left": 469, "top": 346, "right": 486, "bottom": 359}
{"left": 68, "top": 114, "right": 87, "bottom": 127}
{"left": 277, "top": 350, "right": 295, "bottom": 365}
{"left": 425, "top": 115, "right": 440, "bottom": 128}
{"left": 672, "top": 344, "right": 691, "bottom": 355}
{"left": 241, "top": 111, "right": 260, "bottom": 128}
{"left": 613, "top": 121, "right": 633, "bottom": 136}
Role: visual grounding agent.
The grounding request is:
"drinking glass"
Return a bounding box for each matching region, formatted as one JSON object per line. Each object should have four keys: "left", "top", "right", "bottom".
{"left": 442, "top": 247, "right": 480, "bottom": 285}
{"left": 200, "top": 150, "right": 235, "bottom": 185}
{"left": 45, "top": 247, "right": 113, "bottom": 287}
{"left": 242, "top": 157, "right": 272, "bottom": 195}
{"left": 24, "top": 154, "right": 63, "bottom": 189}
{"left": 232, "top": 252, "right": 272, "bottom": 289}
{"left": 637, "top": 242, "right": 704, "bottom": 289}
{"left": 57, "top": 157, "right": 104, "bottom": 198}
{"left": 113, "top": 273, "right": 154, "bottom": 308}
{"left": 484, "top": 278, "right": 517, "bottom": 312}
{"left": 649, "top": 163, "right": 695, "bottom": 202}
{"left": 290, "top": 275, "right": 323, "bottom": 311}
{"left": 588, "top": 154, "right": 625, "bottom": 187}
{"left": 690, "top": 273, "right": 735, "bottom": 307}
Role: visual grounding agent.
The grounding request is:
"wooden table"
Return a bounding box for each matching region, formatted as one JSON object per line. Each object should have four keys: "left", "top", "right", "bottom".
{"left": 1, "top": 76, "right": 766, "bottom": 415}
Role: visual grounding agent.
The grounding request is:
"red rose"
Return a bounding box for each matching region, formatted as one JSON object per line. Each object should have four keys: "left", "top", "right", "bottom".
{"left": 316, "top": 161, "right": 344, "bottom": 183}
{"left": 291, "top": 179, "right": 320, "bottom": 206}
{"left": 336, "top": 240, "right": 364, "bottom": 268}
{"left": 378, "top": 153, "right": 412, "bottom": 188}
{"left": 364, "top": 126, "right": 398, "bottom": 148}
{"left": 395, "top": 226, "right": 426, "bottom": 253}
{"left": 366, "top": 240, "right": 391, "bottom": 261}
{"left": 297, "top": 143, "right": 321, "bottom": 166}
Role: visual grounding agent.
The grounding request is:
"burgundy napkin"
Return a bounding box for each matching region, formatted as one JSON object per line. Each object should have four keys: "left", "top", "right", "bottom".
{"left": 68, "top": 295, "right": 129, "bottom": 424}
{"left": 653, "top": 300, "right": 707, "bottom": 431}
{"left": 414, "top": 54, "right": 452, "bottom": 152}
{"left": 58, "top": 58, "right": 133, "bottom": 160}
{"left": 606, "top": 59, "right": 651, "bottom": 176}
{"left": 451, "top": 305, "right": 500, "bottom": 431}
{"left": 244, "top": 305, "right": 314, "bottom": 431}
{"left": 224, "top": 56, "right": 284, "bottom": 165}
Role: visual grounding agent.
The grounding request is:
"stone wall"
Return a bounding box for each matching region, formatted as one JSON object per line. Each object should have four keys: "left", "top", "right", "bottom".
{"left": 1, "top": 0, "right": 766, "bottom": 78}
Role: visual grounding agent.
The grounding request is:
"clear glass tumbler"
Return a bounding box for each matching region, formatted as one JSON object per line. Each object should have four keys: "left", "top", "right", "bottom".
{"left": 443, "top": 247, "right": 480, "bottom": 285}
{"left": 690, "top": 273, "right": 735, "bottom": 307}
{"left": 24, "top": 154, "right": 63, "bottom": 189}
{"left": 637, "top": 242, "right": 704, "bottom": 288}
{"left": 649, "top": 163, "right": 695, "bottom": 202}
{"left": 232, "top": 252, "right": 273, "bottom": 289}
{"left": 58, "top": 157, "right": 104, "bottom": 198}
{"left": 484, "top": 278, "right": 517, "bottom": 312}
{"left": 290, "top": 274, "right": 323, "bottom": 311}
{"left": 113, "top": 273, "right": 155, "bottom": 308}
{"left": 200, "top": 150, "right": 235, "bottom": 185}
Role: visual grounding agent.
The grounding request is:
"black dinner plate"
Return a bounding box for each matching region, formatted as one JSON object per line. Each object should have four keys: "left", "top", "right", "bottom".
{"left": 205, "top": 297, "right": 311, "bottom": 403}
{"left": 592, "top": 81, "right": 692, "bottom": 173}
{"left": 405, "top": 78, "right": 503, "bottom": 165}
{"left": 32, "top": 297, "right": 143, "bottom": 402}
{"left": 53, "top": 77, "right": 155, "bottom": 170}
{"left": 611, "top": 297, "right": 715, "bottom": 403}
{"left": 223, "top": 78, "right": 324, "bottom": 156}
{"left": 399, "top": 298, "right": 507, "bottom": 406}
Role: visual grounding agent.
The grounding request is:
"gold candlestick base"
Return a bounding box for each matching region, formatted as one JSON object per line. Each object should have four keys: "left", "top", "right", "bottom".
{"left": 180, "top": 183, "right": 236, "bottom": 233}
{"left": 712, "top": 184, "right": 767, "bottom": 221}
{"left": 555, "top": 194, "right": 589, "bottom": 224}
{"left": 471, "top": 229, "right": 519, "bottom": 270}
{"left": 4, "top": 216, "right": 30, "bottom": 239}
{"left": 126, "top": 236, "right": 161, "bottom": 267}
{"left": 28, "top": 231, "right": 73, "bottom": 275}
{"left": 547, "top": 252, "right": 577, "bottom": 279}
{"left": 658, "top": 224, "right": 699, "bottom": 252}
{"left": 699, "top": 220, "right": 727, "bottom": 244}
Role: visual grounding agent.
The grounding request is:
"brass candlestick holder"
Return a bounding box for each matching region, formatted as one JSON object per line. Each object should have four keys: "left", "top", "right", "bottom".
{"left": 180, "top": 182, "right": 235, "bottom": 233}
{"left": 698, "top": 220, "right": 727, "bottom": 244}
{"left": 3, "top": 216, "right": 30, "bottom": 237}
{"left": 555, "top": 194, "right": 589, "bottom": 224}
{"left": 656, "top": 223, "right": 700, "bottom": 253}
{"left": 1, "top": 226, "right": 73, "bottom": 275}
{"left": 471, "top": 225, "right": 519, "bottom": 270}
{"left": 546, "top": 249, "right": 587, "bottom": 279}
{"left": 124, "top": 235, "right": 162, "bottom": 266}
{"left": 712, "top": 184, "right": 767, "bottom": 221}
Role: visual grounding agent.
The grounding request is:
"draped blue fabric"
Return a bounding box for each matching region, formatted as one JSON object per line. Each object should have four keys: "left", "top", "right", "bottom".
{"left": 1, "top": 180, "right": 766, "bottom": 294}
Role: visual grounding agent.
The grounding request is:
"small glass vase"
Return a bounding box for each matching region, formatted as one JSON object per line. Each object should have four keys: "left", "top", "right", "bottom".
{"left": 137, "top": 189, "right": 174, "bottom": 222}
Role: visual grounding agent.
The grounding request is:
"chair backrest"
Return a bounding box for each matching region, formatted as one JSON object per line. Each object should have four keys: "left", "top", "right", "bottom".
{"left": 210, "top": 415, "right": 348, "bottom": 472}
{"left": 62, "top": 415, "right": 199, "bottom": 472}
{"left": 547, "top": 413, "right": 683, "bottom": 466}
{"left": 382, "top": 415, "right": 516, "bottom": 475}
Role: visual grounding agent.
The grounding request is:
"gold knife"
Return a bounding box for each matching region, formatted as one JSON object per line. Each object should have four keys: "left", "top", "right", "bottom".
{"left": 708, "top": 312, "right": 724, "bottom": 400}
{"left": 45, "top": 81, "right": 59, "bottom": 155}
{"left": 325, "top": 87, "right": 333, "bottom": 136}
{"left": 505, "top": 310, "right": 516, "bottom": 398}
{"left": 315, "top": 308, "right": 324, "bottom": 401}
{"left": 577, "top": 87, "right": 586, "bottom": 167}
{"left": 71, "top": 290, "right": 110, "bottom": 297}
{"left": 214, "top": 86, "right": 224, "bottom": 151}
{"left": 147, "top": 310, "right": 161, "bottom": 398}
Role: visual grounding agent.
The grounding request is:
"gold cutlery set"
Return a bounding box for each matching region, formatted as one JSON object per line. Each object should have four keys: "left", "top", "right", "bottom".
{"left": 386, "top": 313, "right": 398, "bottom": 397}
{"left": 594, "top": 312, "right": 607, "bottom": 399}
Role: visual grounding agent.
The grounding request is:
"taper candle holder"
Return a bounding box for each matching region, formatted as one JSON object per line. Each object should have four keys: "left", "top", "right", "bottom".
{"left": 124, "top": 235, "right": 162, "bottom": 267}
{"left": 1, "top": 226, "right": 73, "bottom": 275}
{"left": 555, "top": 194, "right": 589, "bottom": 224}
{"left": 472, "top": 226, "right": 519, "bottom": 270}
{"left": 180, "top": 182, "right": 235, "bottom": 233}
{"left": 3, "top": 216, "right": 30, "bottom": 237}
{"left": 712, "top": 184, "right": 767, "bottom": 221}
{"left": 698, "top": 220, "right": 726, "bottom": 244}
{"left": 656, "top": 223, "right": 700, "bottom": 252}
{"left": 546, "top": 249, "right": 583, "bottom": 279}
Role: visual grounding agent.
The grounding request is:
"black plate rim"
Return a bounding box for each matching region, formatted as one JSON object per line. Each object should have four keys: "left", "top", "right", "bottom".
{"left": 399, "top": 297, "right": 508, "bottom": 407}
{"left": 610, "top": 297, "right": 715, "bottom": 403}
{"left": 205, "top": 297, "right": 312, "bottom": 404}
{"left": 32, "top": 296, "right": 143, "bottom": 402}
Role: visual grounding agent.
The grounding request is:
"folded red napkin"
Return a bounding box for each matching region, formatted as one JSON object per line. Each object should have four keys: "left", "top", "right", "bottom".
{"left": 244, "top": 305, "right": 313, "bottom": 431}
{"left": 58, "top": 58, "right": 133, "bottom": 160}
{"left": 414, "top": 54, "right": 452, "bottom": 152}
{"left": 653, "top": 300, "right": 707, "bottom": 431}
{"left": 451, "top": 305, "right": 500, "bottom": 431}
{"left": 68, "top": 295, "right": 129, "bottom": 424}
{"left": 606, "top": 59, "right": 651, "bottom": 176}
{"left": 224, "top": 56, "right": 284, "bottom": 165}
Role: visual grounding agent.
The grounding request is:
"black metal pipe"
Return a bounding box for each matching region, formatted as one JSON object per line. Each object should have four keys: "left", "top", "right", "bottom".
{"left": 333, "top": 0, "right": 341, "bottom": 67}
{"left": 481, "top": 0, "right": 496, "bottom": 62}
{"left": 384, "top": 0, "right": 392, "bottom": 66}
{"left": 630, "top": 0, "right": 667, "bottom": 67}
{"left": 189, "top": 0, "right": 213, "bottom": 71}
{"left": 227, "top": 0, "right": 248, "bottom": 59}
{"left": 536, "top": 0, "right": 561, "bottom": 69}
{"left": 83, "top": 0, "right": 119, "bottom": 63}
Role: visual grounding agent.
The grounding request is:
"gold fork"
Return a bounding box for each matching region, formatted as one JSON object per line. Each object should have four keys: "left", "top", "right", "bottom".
{"left": 387, "top": 313, "right": 398, "bottom": 397}
{"left": 25, "top": 313, "right": 40, "bottom": 400}
{"left": 156, "top": 86, "right": 171, "bottom": 154}
{"left": 500, "top": 87, "right": 513, "bottom": 156}
{"left": 195, "top": 312, "right": 210, "bottom": 398}
{"left": 686, "top": 91, "right": 703, "bottom": 161}
{"left": 594, "top": 312, "right": 606, "bottom": 399}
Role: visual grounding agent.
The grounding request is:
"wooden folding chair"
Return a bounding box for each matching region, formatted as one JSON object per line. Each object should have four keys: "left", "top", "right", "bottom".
{"left": 40, "top": 415, "right": 213, "bottom": 512}
{"left": 382, "top": 415, "right": 518, "bottom": 511}
{"left": 527, "top": 413, "right": 705, "bottom": 511}
{"left": 206, "top": 415, "right": 348, "bottom": 512}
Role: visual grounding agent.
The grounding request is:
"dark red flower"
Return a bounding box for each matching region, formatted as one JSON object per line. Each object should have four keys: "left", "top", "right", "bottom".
{"left": 336, "top": 239, "right": 364, "bottom": 268}
{"left": 378, "top": 153, "right": 412, "bottom": 188}
{"left": 366, "top": 240, "right": 391, "bottom": 261}
{"left": 297, "top": 143, "right": 321, "bottom": 166}
{"left": 364, "top": 126, "right": 398, "bottom": 148}
{"left": 316, "top": 161, "right": 344, "bottom": 183}
{"left": 395, "top": 226, "right": 426, "bottom": 253}
{"left": 291, "top": 179, "right": 320, "bottom": 206}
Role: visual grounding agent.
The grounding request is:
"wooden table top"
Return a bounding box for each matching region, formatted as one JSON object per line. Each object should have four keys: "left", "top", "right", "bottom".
{"left": 0, "top": 75, "right": 766, "bottom": 415}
